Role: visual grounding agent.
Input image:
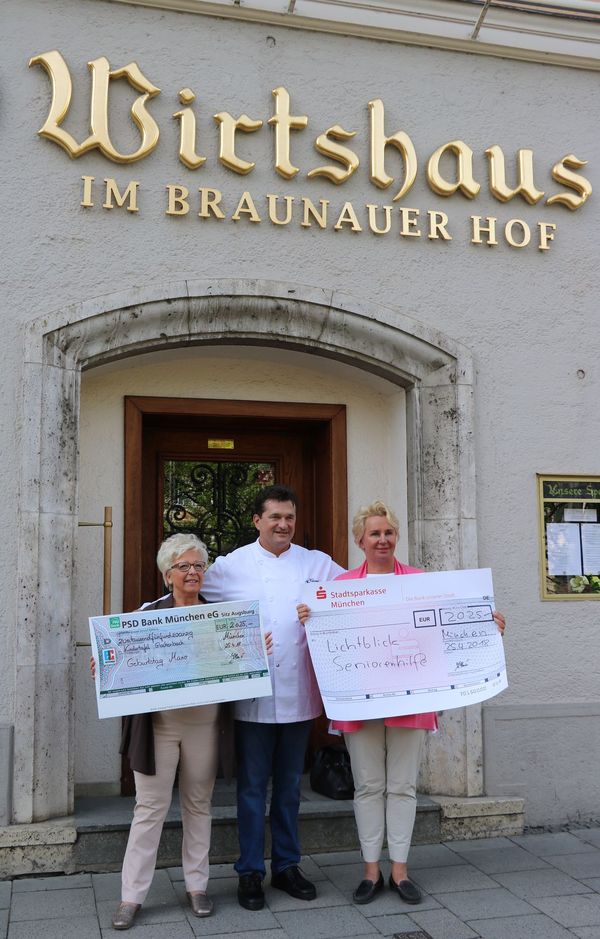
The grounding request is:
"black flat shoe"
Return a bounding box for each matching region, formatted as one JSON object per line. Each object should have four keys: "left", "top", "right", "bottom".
{"left": 388, "top": 875, "right": 422, "bottom": 904}
{"left": 238, "top": 872, "right": 265, "bottom": 910}
{"left": 271, "top": 866, "right": 316, "bottom": 901}
{"left": 352, "top": 872, "right": 384, "bottom": 904}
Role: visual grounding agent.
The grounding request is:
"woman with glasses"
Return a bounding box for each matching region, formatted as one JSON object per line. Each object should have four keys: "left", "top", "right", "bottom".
{"left": 92, "top": 534, "right": 236, "bottom": 929}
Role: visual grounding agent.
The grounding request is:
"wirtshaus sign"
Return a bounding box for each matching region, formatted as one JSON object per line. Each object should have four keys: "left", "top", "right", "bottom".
{"left": 30, "top": 50, "right": 593, "bottom": 253}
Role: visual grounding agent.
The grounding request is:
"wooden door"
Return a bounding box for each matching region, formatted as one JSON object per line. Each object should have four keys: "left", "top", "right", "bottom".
{"left": 140, "top": 421, "right": 317, "bottom": 603}
{"left": 122, "top": 397, "right": 348, "bottom": 792}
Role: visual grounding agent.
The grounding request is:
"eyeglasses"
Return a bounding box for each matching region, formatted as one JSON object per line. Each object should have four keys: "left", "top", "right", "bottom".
{"left": 169, "top": 562, "right": 207, "bottom": 573}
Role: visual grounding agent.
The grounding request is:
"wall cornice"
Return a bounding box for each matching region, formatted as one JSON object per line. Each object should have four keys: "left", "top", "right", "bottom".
{"left": 102, "top": 0, "right": 600, "bottom": 70}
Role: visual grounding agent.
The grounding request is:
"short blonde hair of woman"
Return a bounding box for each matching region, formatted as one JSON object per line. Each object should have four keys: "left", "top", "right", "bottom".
{"left": 156, "top": 533, "right": 209, "bottom": 585}
{"left": 352, "top": 500, "right": 400, "bottom": 545}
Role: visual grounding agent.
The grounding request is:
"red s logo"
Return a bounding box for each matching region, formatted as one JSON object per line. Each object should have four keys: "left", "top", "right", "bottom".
{"left": 316, "top": 586, "right": 327, "bottom": 599}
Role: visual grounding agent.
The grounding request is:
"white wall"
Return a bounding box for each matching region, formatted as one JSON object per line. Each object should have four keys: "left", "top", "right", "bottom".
{"left": 2, "top": 0, "right": 599, "bottom": 821}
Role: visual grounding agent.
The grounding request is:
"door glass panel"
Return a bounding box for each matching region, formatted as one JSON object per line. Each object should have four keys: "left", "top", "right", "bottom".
{"left": 162, "top": 460, "right": 275, "bottom": 559}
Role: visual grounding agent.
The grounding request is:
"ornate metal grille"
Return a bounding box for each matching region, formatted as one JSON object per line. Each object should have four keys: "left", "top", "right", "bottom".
{"left": 162, "top": 460, "right": 276, "bottom": 560}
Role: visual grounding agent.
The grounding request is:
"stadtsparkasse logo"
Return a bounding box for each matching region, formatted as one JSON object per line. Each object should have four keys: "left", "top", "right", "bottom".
{"left": 316, "top": 586, "right": 327, "bottom": 599}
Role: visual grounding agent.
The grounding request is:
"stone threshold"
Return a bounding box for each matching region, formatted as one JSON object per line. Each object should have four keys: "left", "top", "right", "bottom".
{"left": 431, "top": 794, "right": 525, "bottom": 840}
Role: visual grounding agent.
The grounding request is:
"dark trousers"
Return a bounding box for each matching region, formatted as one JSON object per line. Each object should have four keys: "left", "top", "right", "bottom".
{"left": 234, "top": 719, "right": 313, "bottom": 877}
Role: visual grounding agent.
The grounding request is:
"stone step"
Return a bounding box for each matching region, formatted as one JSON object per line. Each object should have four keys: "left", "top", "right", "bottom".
{"left": 70, "top": 780, "right": 442, "bottom": 872}
{"left": 0, "top": 780, "right": 524, "bottom": 877}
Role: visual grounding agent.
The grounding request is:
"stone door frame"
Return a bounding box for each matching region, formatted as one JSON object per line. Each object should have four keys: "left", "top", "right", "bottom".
{"left": 15, "top": 279, "right": 479, "bottom": 823}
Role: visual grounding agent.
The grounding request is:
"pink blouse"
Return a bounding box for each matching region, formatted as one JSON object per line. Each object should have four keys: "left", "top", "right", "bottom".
{"left": 331, "top": 559, "right": 438, "bottom": 734}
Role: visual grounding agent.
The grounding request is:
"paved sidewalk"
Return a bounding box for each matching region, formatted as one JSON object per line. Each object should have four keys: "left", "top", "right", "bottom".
{"left": 1, "top": 829, "right": 600, "bottom": 938}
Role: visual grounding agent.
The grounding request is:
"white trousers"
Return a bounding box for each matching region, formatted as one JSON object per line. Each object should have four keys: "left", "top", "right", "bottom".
{"left": 121, "top": 704, "right": 219, "bottom": 904}
{"left": 345, "top": 722, "right": 425, "bottom": 864}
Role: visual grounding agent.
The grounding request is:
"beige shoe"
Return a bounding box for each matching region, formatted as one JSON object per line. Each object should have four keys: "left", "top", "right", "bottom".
{"left": 187, "top": 891, "right": 213, "bottom": 917}
{"left": 112, "top": 901, "right": 141, "bottom": 930}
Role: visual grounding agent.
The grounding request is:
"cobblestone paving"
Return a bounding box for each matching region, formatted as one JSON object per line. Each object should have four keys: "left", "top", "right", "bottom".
{"left": 1, "top": 830, "right": 599, "bottom": 938}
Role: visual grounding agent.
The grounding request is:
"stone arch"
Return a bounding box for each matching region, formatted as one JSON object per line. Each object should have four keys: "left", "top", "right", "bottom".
{"left": 14, "top": 279, "right": 479, "bottom": 823}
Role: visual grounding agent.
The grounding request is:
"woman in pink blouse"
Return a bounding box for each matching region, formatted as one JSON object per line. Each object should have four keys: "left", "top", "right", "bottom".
{"left": 299, "top": 500, "right": 505, "bottom": 907}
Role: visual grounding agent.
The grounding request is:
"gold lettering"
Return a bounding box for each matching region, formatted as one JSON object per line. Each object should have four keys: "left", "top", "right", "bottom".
{"left": 199, "top": 188, "right": 225, "bottom": 219}
{"left": 268, "top": 87, "right": 308, "bottom": 180}
{"left": 368, "top": 99, "right": 417, "bottom": 201}
{"left": 486, "top": 146, "right": 544, "bottom": 204}
{"left": 366, "top": 204, "right": 392, "bottom": 236}
{"left": 504, "top": 218, "right": 531, "bottom": 248}
{"left": 30, "top": 51, "right": 161, "bottom": 163}
{"left": 427, "top": 140, "right": 480, "bottom": 199}
{"left": 471, "top": 215, "right": 498, "bottom": 246}
{"left": 538, "top": 221, "right": 557, "bottom": 252}
{"left": 547, "top": 154, "right": 592, "bottom": 210}
{"left": 89, "top": 58, "right": 160, "bottom": 163}
{"left": 308, "top": 125, "right": 359, "bottom": 184}
{"left": 232, "top": 191, "right": 261, "bottom": 222}
{"left": 174, "top": 88, "right": 206, "bottom": 170}
{"left": 103, "top": 177, "right": 139, "bottom": 212}
{"left": 301, "top": 197, "right": 329, "bottom": 229}
{"left": 81, "top": 175, "right": 95, "bottom": 207}
{"left": 29, "top": 51, "right": 83, "bottom": 157}
{"left": 427, "top": 210, "right": 452, "bottom": 240}
{"left": 333, "top": 202, "right": 362, "bottom": 232}
{"left": 214, "top": 111, "right": 263, "bottom": 175}
{"left": 166, "top": 184, "right": 190, "bottom": 216}
{"left": 399, "top": 207, "right": 420, "bottom": 237}
{"left": 267, "top": 194, "right": 294, "bottom": 226}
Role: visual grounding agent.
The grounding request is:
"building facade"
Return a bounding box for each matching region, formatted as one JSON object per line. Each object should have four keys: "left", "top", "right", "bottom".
{"left": 2, "top": 0, "right": 599, "bottom": 835}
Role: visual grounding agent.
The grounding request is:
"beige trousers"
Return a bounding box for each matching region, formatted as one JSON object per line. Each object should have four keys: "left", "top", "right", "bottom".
{"left": 345, "top": 722, "right": 425, "bottom": 864}
{"left": 121, "top": 704, "right": 219, "bottom": 904}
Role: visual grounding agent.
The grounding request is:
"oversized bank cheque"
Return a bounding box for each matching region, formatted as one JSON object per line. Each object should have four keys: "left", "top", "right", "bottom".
{"left": 302, "top": 568, "right": 506, "bottom": 721}
{"left": 89, "top": 600, "right": 271, "bottom": 719}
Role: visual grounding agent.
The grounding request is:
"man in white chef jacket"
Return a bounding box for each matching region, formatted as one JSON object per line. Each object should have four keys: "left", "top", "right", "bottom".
{"left": 202, "top": 485, "right": 344, "bottom": 911}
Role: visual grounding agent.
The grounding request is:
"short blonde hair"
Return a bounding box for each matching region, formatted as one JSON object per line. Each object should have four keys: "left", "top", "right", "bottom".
{"left": 352, "top": 500, "right": 400, "bottom": 545}
{"left": 156, "top": 533, "right": 209, "bottom": 585}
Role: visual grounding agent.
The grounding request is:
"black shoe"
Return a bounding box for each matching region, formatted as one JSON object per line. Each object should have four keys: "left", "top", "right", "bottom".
{"left": 352, "top": 872, "right": 384, "bottom": 904}
{"left": 238, "top": 872, "right": 265, "bottom": 910}
{"left": 271, "top": 866, "right": 317, "bottom": 901}
{"left": 388, "top": 874, "right": 422, "bottom": 904}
